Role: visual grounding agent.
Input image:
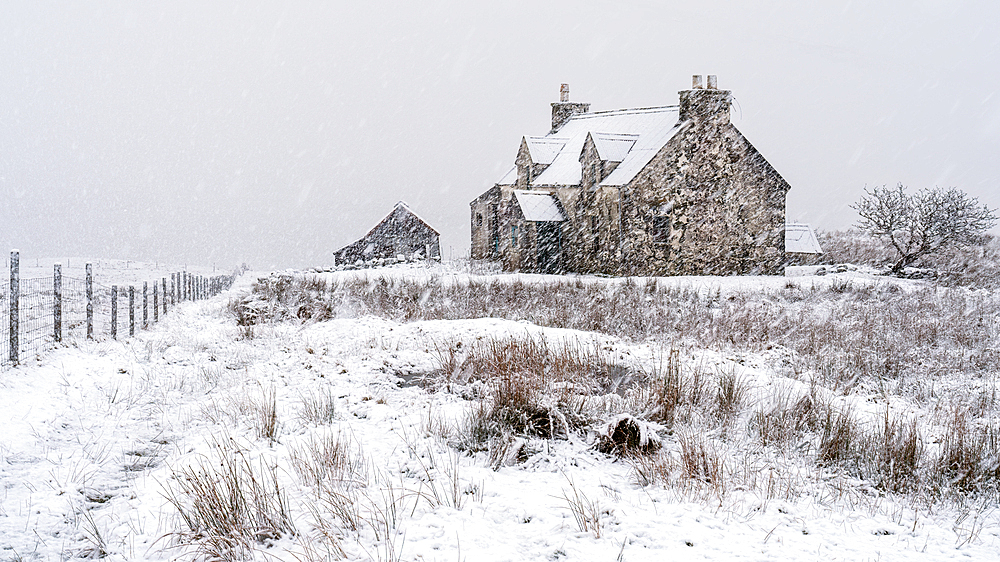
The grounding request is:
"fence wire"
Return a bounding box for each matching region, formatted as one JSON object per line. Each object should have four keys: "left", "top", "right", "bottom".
{"left": 18, "top": 277, "right": 53, "bottom": 362}
{"left": 0, "top": 281, "right": 8, "bottom": 362}
{"left": 1, "top": 266, "right": 236, "bottom": 369}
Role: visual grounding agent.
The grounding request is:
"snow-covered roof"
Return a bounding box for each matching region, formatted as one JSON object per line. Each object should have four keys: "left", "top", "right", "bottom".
{"left": 498, "top": 106, "right": 681, "bottom": 188}
{"left": 497, "top": 166, "right": 517, "bottom": 185}
{"left": 513, "top": 190, "right": 566, "bottom": 222}
{"left": 363, "top": 201, "right": 439, "bottom": 239}
{"left": 591, "top": 132, "right": 639, "bottom": 162}
{"left": 525, "top": 137, "right": 568, "bottom": 164}
{"left": 785, "top": 223, "right": 823, "bottom": 254}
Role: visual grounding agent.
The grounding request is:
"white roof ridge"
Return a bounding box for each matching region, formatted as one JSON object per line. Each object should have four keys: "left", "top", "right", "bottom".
{"left": 591, "top": 132, "right": 641, "bottom": 138}
{"left": 570, "top": 105, "right": 679, "bottom": 119}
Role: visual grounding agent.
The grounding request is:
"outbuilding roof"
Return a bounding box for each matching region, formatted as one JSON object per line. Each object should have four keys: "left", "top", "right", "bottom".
{"left": 513, "top": 190, "right": 566, "bottom": 222}
{"left": 785, "top": 223, "right": 823, "bottom": 254}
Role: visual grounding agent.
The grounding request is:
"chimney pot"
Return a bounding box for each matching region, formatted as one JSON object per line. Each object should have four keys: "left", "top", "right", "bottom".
{"left": 560, "top": 83, "right": 570, "bottom": 102}
{"left": 707, "top": 75, "right": 717, "bottom": 89}
{"left": 692, "top": 75, "right": 704, "bottom": 89}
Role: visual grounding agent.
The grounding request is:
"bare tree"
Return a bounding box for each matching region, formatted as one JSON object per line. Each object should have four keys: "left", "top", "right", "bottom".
{"left": 852, "top": 184, "right": 997, "bottom": 274}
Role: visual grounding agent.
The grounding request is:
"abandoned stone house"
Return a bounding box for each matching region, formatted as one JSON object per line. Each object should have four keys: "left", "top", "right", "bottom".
{"left": 334, "top": 201, "right": 440, "bottom": 265}
{"left": 469, "top": 77, "right": 792, "bottom": 276}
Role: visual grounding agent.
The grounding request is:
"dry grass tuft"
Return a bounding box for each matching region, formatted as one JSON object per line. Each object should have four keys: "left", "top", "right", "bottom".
{"left": 250, "top": 386, "right": 279, "bottom": 443}
{"left": 162, "top": 437, "right": 295, "bottom": 561}
{"left": 677, "top": 432, "right": 724, "bottom": 487}
{"left": 559, "top": 475, "right": 605, "bottom": 538}
{"left": 933, "top": 407, "right": 1000, "bottom": 494}
{"left": 299, "top": 388, "right": 337, "bottom": 426}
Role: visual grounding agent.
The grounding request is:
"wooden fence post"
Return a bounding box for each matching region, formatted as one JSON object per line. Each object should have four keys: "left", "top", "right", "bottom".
{"left": 153, "top": 282, "right": 159, "bottom": 323}
{"left": 111, "top": 285, "right": 118, "bottom": 340}
{"left": 9, "top": 250, "right": 18, "bottom": 365}
{"left": 162, "top": 277, "right": 167, "bottom": 314}
{"left": 129, "top": 286, "right": 135, "bottom": 337}
{"left": 86, "top": 263, "right": 93, "bottom": 340}
{"left": 53, "top": 263, "right": 62, "bottom": 342}
{"left": 143, "top": 281, "right": 148, "bottom": 329}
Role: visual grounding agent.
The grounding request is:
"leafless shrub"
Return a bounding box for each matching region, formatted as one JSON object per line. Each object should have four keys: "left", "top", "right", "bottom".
{"left": 812, "top": 229, "right": 898, "bottom": 268}
{"left": 161, "top": 437, "right": 295, "bottom": 561}
{"left": 852, "top": 184, "right": 997, "bottom": 274}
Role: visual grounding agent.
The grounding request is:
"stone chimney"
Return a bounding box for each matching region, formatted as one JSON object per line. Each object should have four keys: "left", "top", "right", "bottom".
{"left": 678, "top": 74, "right": 731, "bottom": 124}
{"left": 550, "top": 83, "right": 590, "bottom": 133}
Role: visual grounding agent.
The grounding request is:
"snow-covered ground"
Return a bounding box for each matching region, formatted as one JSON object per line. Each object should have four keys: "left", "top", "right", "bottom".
{"left": 2, "top": 265, "right": 998, "bottom": 561}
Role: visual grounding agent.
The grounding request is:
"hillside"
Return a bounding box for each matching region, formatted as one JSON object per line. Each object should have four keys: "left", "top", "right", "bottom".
{"left": 2, "top": 264, "right": 999, "bottom": 561}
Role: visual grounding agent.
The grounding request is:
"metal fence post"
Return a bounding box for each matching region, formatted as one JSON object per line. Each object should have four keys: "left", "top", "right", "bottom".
{"left": 86, "top": 263, "right": 93, "bottom": 340}
{"left": 111, "top": 285, "right": 118, "bottom": 339}
{"left": 9, "top": 250, "right": 19, "bottom": 365}
{"left": 53, "top": 263, "right": 62, "bottom": 342}
{"left": 129, "top": 285, "right": 135, "bottom": 337}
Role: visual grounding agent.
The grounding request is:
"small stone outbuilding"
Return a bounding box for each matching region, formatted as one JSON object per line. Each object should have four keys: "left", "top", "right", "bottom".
{"left": 470, "top": 76, "right": 791, "bottom": 276}
{"left": 335, "top": 202, "right": 440, "bottom": 265}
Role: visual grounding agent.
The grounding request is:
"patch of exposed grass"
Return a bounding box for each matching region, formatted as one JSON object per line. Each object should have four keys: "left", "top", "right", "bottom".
{"left": 161, "top": 437, "right": 295, "bottom": 561}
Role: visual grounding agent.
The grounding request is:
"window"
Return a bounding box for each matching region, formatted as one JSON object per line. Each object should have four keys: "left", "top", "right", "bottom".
{"left": 652, "top": 216, "right": 670, "bottom": 243}
{"left": 590, "top": 215, "right": 599, "bottom": 253}
{"left": 476, "top": 213, "right": 483, "bottom": 227}
{"left": 511, "top": 224, "right": 518, "bottom": 246}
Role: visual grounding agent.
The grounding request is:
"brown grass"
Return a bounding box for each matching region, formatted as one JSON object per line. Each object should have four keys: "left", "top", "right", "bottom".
{"left": 162, "top": 437, "right": 295, "bottom": 561}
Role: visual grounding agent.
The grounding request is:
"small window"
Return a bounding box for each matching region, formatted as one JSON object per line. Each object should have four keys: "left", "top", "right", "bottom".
{"left": 476, "top": 213, "right": 483, "bottom": 227}
{"left": 511, "top": 225, "right": 518, "bottom": 246}
{"left": 652, "top": 216, "right": 670, "bottom": 243}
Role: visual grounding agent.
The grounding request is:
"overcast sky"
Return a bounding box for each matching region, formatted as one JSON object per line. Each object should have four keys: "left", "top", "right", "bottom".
{"left": 2, "top": 0, "right": 998, "bottom": 269}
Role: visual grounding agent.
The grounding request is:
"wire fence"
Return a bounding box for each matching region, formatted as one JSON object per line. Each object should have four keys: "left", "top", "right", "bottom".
{"left": 1, "top": 251, "right": 237, "bottom": 369}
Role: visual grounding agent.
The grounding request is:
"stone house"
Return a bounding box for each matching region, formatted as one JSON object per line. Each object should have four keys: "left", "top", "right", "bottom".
{"left": 470, "top": 76, "right": 790, "bottom": 276}
{"left": 334, "top": 201, "right": 440, "bottom": 265}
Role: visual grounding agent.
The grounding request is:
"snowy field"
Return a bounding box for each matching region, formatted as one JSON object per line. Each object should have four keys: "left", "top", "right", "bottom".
{"left": 2, "top": 263, "right": 999, "bottom": 561}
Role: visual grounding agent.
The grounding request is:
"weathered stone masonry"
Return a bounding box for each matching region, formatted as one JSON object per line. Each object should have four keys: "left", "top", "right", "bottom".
{"left": 470, "top": 76, "right": 789, "bottom": 276}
